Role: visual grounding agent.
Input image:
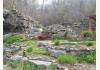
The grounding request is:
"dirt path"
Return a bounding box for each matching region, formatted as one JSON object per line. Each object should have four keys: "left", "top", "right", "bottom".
{"left": 66, "top": 63, "right": 96, "bottom": 70}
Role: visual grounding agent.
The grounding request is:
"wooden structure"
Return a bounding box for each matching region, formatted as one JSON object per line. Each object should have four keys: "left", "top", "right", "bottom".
{"left": 88, "top": 15, "right": 96, "bottom": 32}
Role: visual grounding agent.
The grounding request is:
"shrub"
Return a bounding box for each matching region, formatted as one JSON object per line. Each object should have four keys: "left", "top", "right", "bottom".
{"left": 4, "top": 34, "right": 25, "bottom": 44}
{"left": 57, "top": 54, "right": 77, "bottom": 64}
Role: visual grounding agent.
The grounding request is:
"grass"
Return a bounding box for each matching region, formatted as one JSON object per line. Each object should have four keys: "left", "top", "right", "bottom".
{"left": 49, "top": 64, "right": 59, "bottom": 70}
{"left": 80, "top": 41, "right": 96, "bottom": 46}
{"left": 57, "top": 51, "right": 96, "bottom": 64}
{"left": 8, "top": 60, "right": 21, "bottom": 68}
{"left": 77, "top": 51, "right": 96, "bottom": 64}
{"left": 81, "top": 31, "right": 96, "bottom": 41}
{"left": 26, "top": 46, "right": 47, "bottom": 55}
{"left": 3, "top": 34, "right": 38, "bottom": 46}
{"left": 15, "top": 39, "right": 37, "bottom": 47}
{"left": 16, "top": 60, "right": 35, "bottom": 70}
{"left": 53, "top": 40, "right": 60, "bottom": 45}
{"left": 53, "top": 34, "right": 64, "bottom": 40}
{"left": 85, "top": 42, "right": 94, "bottom": 46}
{"left": 4, "top": 34, "right": 25, "bottom": 44}
{"left": 57, "top": 54, "right": 77, "bottom": 64}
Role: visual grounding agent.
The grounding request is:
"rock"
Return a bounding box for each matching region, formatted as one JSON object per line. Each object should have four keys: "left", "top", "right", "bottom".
{"left": 3, "top": 44, "right": 21, "bottom": 62}
{"left": 3, "top": 33, "right": 13, "bottom": 39}
{"left": 29, "top": 60, "right": 52, "bottom": 66}
{"left": 10, "top": 55, "right": 23, "bottom": 60}
{"left": 3, "top": 55, "right": 9, "bottom": 64}
{"left": 56, "top": 64, "right": 68, "bottom": 70}
{"left": 27, "top": 55, "right": 55, "bottom": 62}
{"left": 3, "top": 9, "right": 33, "bottom": 34}
{"left": 9, "top": 54, "right": 53, "bottom": 67}
{"left": 48, "top": 48, "right": 66, "bottom": 58}
{"left": 37, "top": 41, "right": 54, "bottom": 48}
{"left": 46, "top": 24, "right": 66, "bottom": 34}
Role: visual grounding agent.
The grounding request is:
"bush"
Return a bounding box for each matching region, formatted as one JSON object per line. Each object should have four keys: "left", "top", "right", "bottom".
{"left": 4, "top": 34, "right": 25, "bottom": 44}
{"left": 57, "top": 54, "right": 77, "bottom": 64}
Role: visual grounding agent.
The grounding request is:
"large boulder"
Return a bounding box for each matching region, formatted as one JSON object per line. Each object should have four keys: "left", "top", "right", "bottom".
{"left": 3, "top": 9, "right": 34, "bottom": 34}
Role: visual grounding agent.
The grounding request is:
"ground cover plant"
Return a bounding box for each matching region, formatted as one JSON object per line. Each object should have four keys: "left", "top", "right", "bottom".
{"left": 81, "top": 31, "right": 96, "bottom": 41}
{"left": 77, "top": 51, "right": 96, "bottom": 64}
{"left": 26, "top": 46, "right": 47, "bottom": 55}
{"left": 57, "top": 52, "right": 96, "bottom": 64}
{"left": 8, "top": 60, "right": 21, "bottom": 68}
{"left": 80, "top": 41, "right": 96, "bottom": 46}
{"left": 4, "top": 34, "right": 25, "bottom": 44}
{"left": 7, "top": 60, "right": 59, "bottom": 70}
{"left": 53, "top": 40, "right": 60, "bottom": 45}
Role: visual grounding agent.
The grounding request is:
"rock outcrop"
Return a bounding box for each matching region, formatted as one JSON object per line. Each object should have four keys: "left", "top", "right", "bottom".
{"left": 3, "top": 9, "right": 34, "bottom": 34}
{"left": 45, "top": 24, "right": 66, "bottom": 34}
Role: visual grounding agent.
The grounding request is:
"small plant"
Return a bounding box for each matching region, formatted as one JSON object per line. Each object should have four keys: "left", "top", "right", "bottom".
{"left": 57, "top": 54, "right": 77, "bottom": 64}
{"left": 63, "top": 29, "right": 68, "bottom": 39}
{"left": 54, "top": 40, "right": 60, "bottom": 45}
{"left": 81, "top": 31, "right": 95, "bottom": 40}
{"left": 86, "top": 42, "right": 94, "bottom": 46}
{"left": 53, "top": 34, "right": 64, "bottom": 40}
{"left": 81, "top": 31, "right": 92, "bottom": 37}
{"left": 23, "top": 49, "right": 26, "bottom": 57}
{"left": 49, "top": 64, "right": 57, "bottom": 70}
{"left": 26, "top": 47, "right": 33, "bottom": 53}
